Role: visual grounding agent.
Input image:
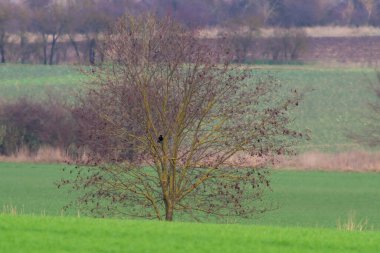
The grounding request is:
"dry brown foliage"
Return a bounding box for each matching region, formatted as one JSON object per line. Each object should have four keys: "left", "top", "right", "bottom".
{"left": 0, "top": 146, "right": 70, "bottom": 164}
{"left": 278, "top": 151, "right": 380, "bottom": 172}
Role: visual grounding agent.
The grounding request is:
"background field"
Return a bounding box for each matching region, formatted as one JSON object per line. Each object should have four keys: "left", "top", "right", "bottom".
{"left": 0, "top": 64, "right": 376, "bottom": 153}
{"left": 253, "top": 65, "right": 377, "bottom": 152}
{"left": 1, "top": 162, "right": 379, "bottom": 229}
{"left": 0, "top": 64, "right": 81, "bottom": 101}
{"left": 2, "top": 215, "right": 380, "bottom": 253}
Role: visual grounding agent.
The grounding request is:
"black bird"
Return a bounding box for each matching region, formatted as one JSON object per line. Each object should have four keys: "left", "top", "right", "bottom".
{"left": 158, "top": 135, "right": 164, "bottom": 144}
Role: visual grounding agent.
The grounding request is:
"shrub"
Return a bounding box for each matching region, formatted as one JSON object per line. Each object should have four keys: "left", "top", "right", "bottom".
{"left": 230, "top": 32, "right": 256, "bottom": 63}
{"left": 265, "top": 28, "right": 309, "bottom": 61}
{"left": 0, "top": 97, "right": 77, "bottom": 155}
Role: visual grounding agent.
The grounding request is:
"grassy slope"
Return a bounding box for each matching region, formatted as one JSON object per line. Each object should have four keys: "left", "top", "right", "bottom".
{"left": 0, "top": 64, "right": 376, "bottom": 152}
{"left": 1, "top": 162, "right": 380, "bottom": 229}
{"left": 1, "top": 215, "right": 380, "bottom": 253}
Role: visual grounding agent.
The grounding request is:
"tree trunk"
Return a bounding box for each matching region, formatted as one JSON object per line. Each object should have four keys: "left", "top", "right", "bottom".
{"left": 69, "top": 34, "right": 81, "bottom": 62}
{"left": 89, "top": 38, "right": 96, "bottom": 65}
{"left": 0, "top": 33, "right": 5, "bottom": 63}
{"left": 165, "top": 200, "right": 174, "bottom": 221}
{"left": 0, "top": 45, "right": 5, "bottom": 63}
{"left": 43, "top": 45, "right": 47, "bottom": 64}
{"left": 42, "top": 34, "right": 47, "bottom": 65}
{"left": 49, "top": 34, "right": 58, "bottom": 65}
{"left": 20, "top": 34, "right": 27, "bottom": 64}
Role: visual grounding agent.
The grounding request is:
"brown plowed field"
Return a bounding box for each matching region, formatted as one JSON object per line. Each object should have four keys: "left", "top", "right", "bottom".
{"left": 252, "top": 36, "right": 380, "bottom": 65}
{"left": 303, "top": 36, "right": 380, "bottom": 64}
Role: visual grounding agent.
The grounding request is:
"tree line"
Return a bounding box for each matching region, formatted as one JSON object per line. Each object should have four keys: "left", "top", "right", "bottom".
{"left": 0, "top": 0, "right": 379, "bottom": 65}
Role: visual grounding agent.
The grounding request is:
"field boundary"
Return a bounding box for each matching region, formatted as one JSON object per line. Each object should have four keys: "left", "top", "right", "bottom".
{"left": 1, "top": 146, "right": 380, "bottom": 172}
{"left": 278, "top": 151, "right": 380, "bottom": 172}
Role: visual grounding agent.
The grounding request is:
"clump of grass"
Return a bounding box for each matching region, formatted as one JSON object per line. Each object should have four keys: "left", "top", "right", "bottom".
{"left": 2, "top": 204, "right": 22, "bottom": 216}
{"left": 1, "top": 205, "right": 52, "bottom": 217}
{"left": 337, "top": 211, "right": 372, "bottom": 232}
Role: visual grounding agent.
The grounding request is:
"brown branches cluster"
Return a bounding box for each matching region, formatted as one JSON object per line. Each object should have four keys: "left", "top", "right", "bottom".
{"left": 60, "top": 14, "right": 303, "bottom": 221}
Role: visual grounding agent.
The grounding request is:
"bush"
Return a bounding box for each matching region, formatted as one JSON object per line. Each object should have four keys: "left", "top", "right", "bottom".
{"left": 265, "top": 28, "right": 309, "bottom": 61}
{"left": 0, "top": 97, "right": 77, "bottom": 155}
{"left": 230, "top": 32, "right": 256, "bottom": 63}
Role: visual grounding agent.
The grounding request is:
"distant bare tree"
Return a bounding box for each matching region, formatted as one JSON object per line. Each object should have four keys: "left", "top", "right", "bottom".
{"left": 9, "top": 3, "right": 31, "bottom": 63}
{"left": 61, "top": 14, "right": 304, "bottom": 221}
{"left": 225, "top": 0, "right": 278, "bottom": 63}
{"left": 257, "top": 0, "right": 279, "bottom": 25}
{"left": 342, "top": 0, "right": 355, "bottom": 25}
{"left": 359, "top": 0, "right": 375, "bottom": 24}
{"left": 71, "top": 0, "right": 113, "bottom": 64}
{"left": 0, "top": 0, "right": 12, "bottom": 63}
{"left": 266, "top": 28, "right": 309, "bottom": 61}
{"left": 29, "top": 0, "right": 68, "bottom": 64}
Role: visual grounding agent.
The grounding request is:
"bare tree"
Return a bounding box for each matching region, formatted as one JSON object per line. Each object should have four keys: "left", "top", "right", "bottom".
{"left": 257, "top": 0, "right": 279, "bottom": 25}
{"left": 61, "top": 14, "right": 303, "bottom": 221}
{"left": 225, "top": 0, "right": 279, "bottom": 63}
{"left": 0, "top": 0, "right": 12, "bottom": 63}
{"left": 359, "top": 0, "right": 375, "bottom": 24}
{"left": 73, "top": 0, "right": 113, "bottom": 64}
{"left": 9, "top": 2, "right": 31, "bottom": 63}
{"left": 342, "top": 0, "right": 355, "bottom": 25}
{"left": 29, "top": 0, "right": 68, "bottom": 65}
{"left": 266, "top": 28, "right": 309, "bottom": 62}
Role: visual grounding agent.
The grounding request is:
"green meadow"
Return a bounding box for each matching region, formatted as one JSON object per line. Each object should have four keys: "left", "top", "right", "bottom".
{"left": 251, "top": 66, "right": 377, "bottom": 152}
{"left": 0, "top": 64, "right": 82, "bottom": 100}
{"left": 2, "top": 215, "right": 380, "bottom": 253}
{"left": 1, "top": 162, "right": 379, "bottom": 229}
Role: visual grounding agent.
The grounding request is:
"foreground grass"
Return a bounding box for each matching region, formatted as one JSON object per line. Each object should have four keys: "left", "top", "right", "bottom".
{"left": 0, "top": 163, "right": 71, "bottom": 216}
{"left": 1, "top": 162, "right": 380, "bottom": 229}
{"left": 1, "top": 215, "right": 379, "bottom": 253}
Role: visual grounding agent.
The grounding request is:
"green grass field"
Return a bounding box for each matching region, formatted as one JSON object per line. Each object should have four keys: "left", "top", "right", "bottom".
{"left": 0, "top": 64, "right": 82, "bottom": 100}
{"left": 0, "top": 64, "right": 376, "bottom": 152}
{"left": 1, "top": 162, "right": 379, "bottom": 229}
{"left": 252, "top": 66, "right": 377, "bottom": 152}
{"left": 1, "top": 215, "right": 379, "bottom": 253}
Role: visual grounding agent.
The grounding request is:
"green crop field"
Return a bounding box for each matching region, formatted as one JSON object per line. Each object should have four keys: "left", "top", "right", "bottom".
{"left": 1, "top": 215, "right": 380, "bottom": 253}
{"left": 0, "top": 64, "right": 82, "bottom": 100}
{"left": 0, "top": 64, "right": 376, "bottom": 152}
{"left": 251, "top": 65, "right": 377, "bottom": 152}
{"left": 1, "top": 162, "right": 380, "bottom": 229}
